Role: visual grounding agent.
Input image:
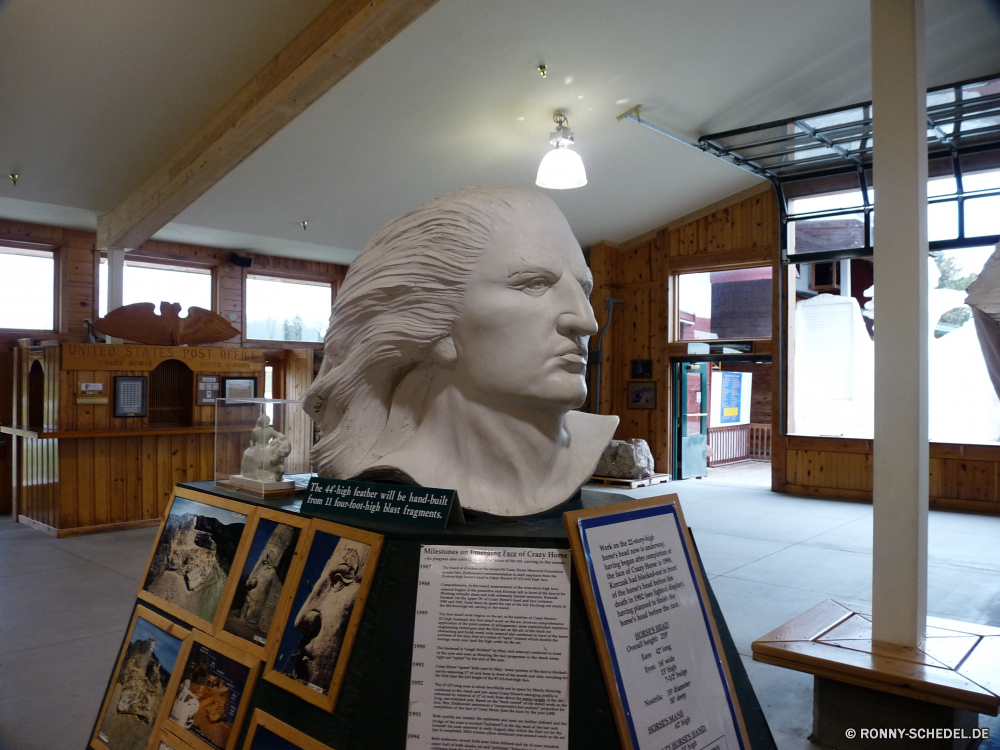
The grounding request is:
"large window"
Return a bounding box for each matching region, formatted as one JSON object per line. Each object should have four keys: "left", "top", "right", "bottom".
{"left": 789, "top": 162, "right": 1000, "bottom": 444}
{"left": 245, "top": 274, "right": 331, "bottom": 342}
{"left": 0, "top": 246, "right": 54, "bottom": 330}
{"left": 99, "top": 258, "right": 212, "bottom": 318}
{"left": 678, "top": 267, "right": 772, "bottom": 341}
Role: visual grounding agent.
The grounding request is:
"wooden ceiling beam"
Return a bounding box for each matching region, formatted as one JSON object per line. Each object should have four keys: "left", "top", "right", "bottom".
{"left": 97, "top": 0, "right": 437, "bottom": 251}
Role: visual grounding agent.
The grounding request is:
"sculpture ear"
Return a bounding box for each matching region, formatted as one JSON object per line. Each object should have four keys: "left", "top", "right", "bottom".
{"left": 430, "top": 336, "right": 457, "bottom": 366}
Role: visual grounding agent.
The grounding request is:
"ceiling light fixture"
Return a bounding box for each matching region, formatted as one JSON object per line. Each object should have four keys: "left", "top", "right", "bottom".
{"left": 300, "top": 221, "right": 308, "bottom": 230}
{"left": 9, "top": 173, "right": 18, "bottom": 186}
{"left": 535, "top": 112, "right": 587, "bottom": 190}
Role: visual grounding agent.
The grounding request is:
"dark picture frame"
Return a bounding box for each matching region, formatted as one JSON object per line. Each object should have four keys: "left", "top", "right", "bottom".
{"left": 114, "top": 376, "right": 147, "bottom": 418}
{"left": 626, "top": 381, "right": 656, "bottom": 410}
{"left": 222, "top": 377, "right": 257, "bottom": 400}
{"left": 197, "top": 375, "right": 221, "bottom": 406}
{"left": 630, "top": 359, "right": 653, "bottom": 379}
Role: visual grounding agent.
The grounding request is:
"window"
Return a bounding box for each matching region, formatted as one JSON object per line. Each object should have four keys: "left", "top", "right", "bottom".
{"left": 99, "top": 258, "right": 212, "bottom": 318}
{"left": 245, "top": 275, "right": 331, "bottom": 342}
{"left": 677, "top": 267, "right": 772, "bottom": 341}
{"left": 0, "top": 246, "right": 54, "bottom": 330}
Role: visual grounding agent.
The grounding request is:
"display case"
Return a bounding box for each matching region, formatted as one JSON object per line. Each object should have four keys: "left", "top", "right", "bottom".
{"left": 215, "top": 398, "right": 311, "bottom": 497}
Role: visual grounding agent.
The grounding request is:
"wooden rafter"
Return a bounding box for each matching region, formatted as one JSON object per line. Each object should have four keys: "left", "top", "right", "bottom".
{"left": 97, "top": 0, "right": 438, "bottom": 251}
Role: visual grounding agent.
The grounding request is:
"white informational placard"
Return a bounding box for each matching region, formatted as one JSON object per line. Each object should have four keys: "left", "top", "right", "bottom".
{"left": 577, "top": 504, "right": 745, "bottom": 750}
{"left": 405, "top": 546, "right": 572, "bottom": 750}
{"left": 709, "top": 372, "right": 753, "bottom": 428}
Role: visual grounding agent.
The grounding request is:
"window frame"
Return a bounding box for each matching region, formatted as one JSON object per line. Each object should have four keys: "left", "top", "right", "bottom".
{"left": 670, "top": 264, "right": 776, "bottom": 344}
{"left": 0, "top": 238, "right": 60, "bottom": 335}
{"left": 97, "top": 252, "right": 218, "bottom": 321}
{"left": 242, "top": 268, "right": 335, "bottom": 349}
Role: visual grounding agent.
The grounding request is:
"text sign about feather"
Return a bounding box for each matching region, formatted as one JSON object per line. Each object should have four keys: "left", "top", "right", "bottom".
{"left": 61, "top": 343, "right": 264, "bottom": 373}
{"left": 303, "top": 477, "right": 459, "bottom": 529}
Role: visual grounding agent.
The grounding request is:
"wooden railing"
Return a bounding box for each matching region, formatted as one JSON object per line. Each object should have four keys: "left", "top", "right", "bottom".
{"left": 708, "top": 423, "right": 772, "bottom": 466}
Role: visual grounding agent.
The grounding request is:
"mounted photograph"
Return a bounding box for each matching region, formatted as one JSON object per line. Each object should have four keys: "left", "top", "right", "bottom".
{"left": 215, "top": 509, "right": 308, "bottom": 658}
{"left": 164, "top": 631, "right": 260, "bottom": 750}
{"left": 241, "top": 710, "right": 334, "bottom": 750}
{"left": 264, "top": 520, "right": 383, "bottom": 712}
{"left": 91, "top": 607, "right": 191, "bottom": 750}
{"left": 139, "top": 490, "right": 255, "bottom": 630}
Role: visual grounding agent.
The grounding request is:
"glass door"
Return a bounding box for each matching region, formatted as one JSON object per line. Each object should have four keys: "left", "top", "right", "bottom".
{"left": 675, "top": 362, "right": 709, "bottom": 479}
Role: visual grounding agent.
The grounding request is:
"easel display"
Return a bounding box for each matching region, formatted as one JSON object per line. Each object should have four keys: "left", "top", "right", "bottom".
{"left": 88, "top": 480, "right": 776, "bottom": 750}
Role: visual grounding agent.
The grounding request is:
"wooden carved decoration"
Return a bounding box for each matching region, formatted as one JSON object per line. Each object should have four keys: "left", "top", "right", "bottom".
{"left": 93, "top": 302, "right": 240, "bottom": 345}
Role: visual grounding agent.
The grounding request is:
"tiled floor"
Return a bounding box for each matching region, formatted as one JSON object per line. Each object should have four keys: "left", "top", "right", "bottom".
{"left": 2, "top": 478, "right": 1000, "bottom": 749}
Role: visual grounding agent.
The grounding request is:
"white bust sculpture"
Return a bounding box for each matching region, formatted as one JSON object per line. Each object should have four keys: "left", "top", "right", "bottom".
{"left": 304, "top": 186, "right": 619, "bottom": 517}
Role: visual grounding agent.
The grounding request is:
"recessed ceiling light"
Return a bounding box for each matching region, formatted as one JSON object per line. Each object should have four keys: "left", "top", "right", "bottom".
{"left": 564, "top": 76, "right": 573, "bottom": 85}
{"left": 616, "top": 98, "right": 629, "bottom": 105}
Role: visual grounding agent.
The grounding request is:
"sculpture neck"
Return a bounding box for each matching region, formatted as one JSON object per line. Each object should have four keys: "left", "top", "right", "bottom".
{"left": 374, "top": 381, "right": 617, "bottom": 517}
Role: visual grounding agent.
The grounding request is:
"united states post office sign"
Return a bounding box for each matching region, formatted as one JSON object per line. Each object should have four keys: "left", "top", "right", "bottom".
{"left": 61, "top": 343, "right": 264, "bottom": 373}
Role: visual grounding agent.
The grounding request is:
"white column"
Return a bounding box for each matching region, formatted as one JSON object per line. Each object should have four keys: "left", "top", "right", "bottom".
{"left": 107, "top": 247, "right": 126, "bottom": 312}
{"left": 870, "top": 0, "right": 928, "bottom": 647}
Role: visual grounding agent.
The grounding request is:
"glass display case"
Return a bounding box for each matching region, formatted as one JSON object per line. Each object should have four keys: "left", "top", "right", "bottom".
{"left": 214, "top": 398, "right": 312, "bottom": 497}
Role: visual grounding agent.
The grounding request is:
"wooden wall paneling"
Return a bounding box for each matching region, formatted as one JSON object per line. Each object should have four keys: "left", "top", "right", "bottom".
{"left": 651, "top": 232, "right": 670, "bottom": 472}
{"left": 58, "top": 440, "right": 77, "bottom": 529}
{"left": 125, "top": 437, "right": 142, "bottom": 521}
{"left": 141, "top": 435, "right": 158, "bottom": 519}
{"left": 94, "top": 437, "right": 110, "bottom": 525}
{"left": 283, "top": 349, "right": 315, "bottom": 474}
{"left": 588, "top": 242, "right": 618, "bottom": 416}
{"left": 110, "top": 437, "right": 126, "bottom": 524}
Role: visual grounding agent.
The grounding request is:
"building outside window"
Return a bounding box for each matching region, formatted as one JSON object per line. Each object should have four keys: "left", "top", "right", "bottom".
{"left": 677, "top": 267, "right": 773, "bottom": 341}
{"left": 0, "top": 245, "right": 55, "bottom": 330}
{"left": 245, "top": 274, "right": 331, "bottom": 343}
{"left": 789, "top": 161, "right": 1000, "bottom": 445}
{"left": 98, "top": 258, "right": 212, "bottom": 318}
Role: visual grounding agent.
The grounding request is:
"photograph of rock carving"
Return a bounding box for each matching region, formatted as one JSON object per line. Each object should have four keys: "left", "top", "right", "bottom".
{"left": 97, "top": 616, "right": 183, "bottom": 750}
{"left": 303, "top": 186, "right": 619, "bottom": 518}
{"left": 271, "top": 532, "right": 370, "bottom": 694}
{"left": 144, "top": 497, "right": 248, "bottom": 623}
{"left": 224, "top": 519, "right": 301, "bottom": 646}
{"left": 169, "top": 642, "right": 251, "bottom": 750}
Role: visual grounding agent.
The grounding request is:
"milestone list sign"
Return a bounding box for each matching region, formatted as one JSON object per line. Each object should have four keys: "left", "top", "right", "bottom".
{"left": 302, "top": 477, "right": 460, "bottom": 529}
{"left": 566, "top": 497, "right": 748, "bottom": 750}
{"left": 406, "top": 546, "right": 572, "bottom": 750}
{"left": 61, "top": 343, "right": 263, "bottom": 373}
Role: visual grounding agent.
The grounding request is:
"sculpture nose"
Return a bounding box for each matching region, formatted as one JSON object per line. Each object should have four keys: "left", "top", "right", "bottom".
{"left": 557, "top": 278, "right": 599, "bottom": 338}
{"left": 297, "top": 609, "right": 322, "bottom": 639}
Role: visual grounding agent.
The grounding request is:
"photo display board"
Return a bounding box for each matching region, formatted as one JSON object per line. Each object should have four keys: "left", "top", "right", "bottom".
{"left": 565, "top": 495, "right": 750, "bottom": 750}
{"left": 405, "top": 545, "right": 572, "bottom": 750}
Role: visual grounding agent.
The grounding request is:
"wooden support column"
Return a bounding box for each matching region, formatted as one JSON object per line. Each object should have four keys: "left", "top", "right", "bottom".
{"left": 106, "top": 247, "right": 126, "bottom": 312}
{"left": 870, "top": 0, "right": 928, "bottom": 648}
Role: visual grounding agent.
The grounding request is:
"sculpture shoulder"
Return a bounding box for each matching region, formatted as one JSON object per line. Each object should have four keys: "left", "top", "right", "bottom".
{"left": 565, "top": 411, "right": 619, "bottom": 448}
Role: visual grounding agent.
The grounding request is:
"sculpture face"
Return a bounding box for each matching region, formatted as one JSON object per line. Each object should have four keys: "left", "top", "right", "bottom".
{"left": 291, "top": 538, "right": 368, "bottom": 688}
{"left": 449, "top": 200, "right": 597, "bottom": 411}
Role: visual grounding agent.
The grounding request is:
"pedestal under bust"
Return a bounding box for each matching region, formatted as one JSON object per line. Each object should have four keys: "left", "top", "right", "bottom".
{"left": 304, "top": 186, "right": 618, "bottom": 517}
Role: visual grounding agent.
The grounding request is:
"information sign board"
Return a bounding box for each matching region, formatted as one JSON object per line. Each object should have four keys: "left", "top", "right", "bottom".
{"left": 302, "top": 477, "right": 461, "bottom": 529}
{"left": 565, "top": 495, "right": 749, "bottom": 750}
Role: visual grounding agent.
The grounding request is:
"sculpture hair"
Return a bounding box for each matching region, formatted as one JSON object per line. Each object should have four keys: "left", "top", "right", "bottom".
{"left": 304, "top": 186, "right": 554, "bottom": 478}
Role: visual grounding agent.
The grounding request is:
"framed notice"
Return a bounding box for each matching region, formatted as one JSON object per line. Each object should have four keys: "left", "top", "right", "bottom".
{"left": 91, "top": 606, "right": 192, "bottom": 750}
{"left": 214, "top": 509, "right": 309, "bottom": 660}
{"left": 627, "top": 381, "right": 656, "bottom": 410}
{"left": 222, "top": 377, "right": 257, "bottom": 400}
{"left": 264, "top": 519, "right": 383, "bottom": 712}
{"left": 163, "top": 631, "right": 260, "bottom": 750}
{"left": 241, "top": 710, "right": 334, "bottom": 750}
{"left": 564, "top": 495, "right": 750, "bottom": 750}
{"left": 197, "top": 375, "right": 221, "bottom": 406}
{"left": 138, "top": 490, "right": 256, "bottom": 633}
{"left": 114, "top": 376, "right": 147, "bottom": 417}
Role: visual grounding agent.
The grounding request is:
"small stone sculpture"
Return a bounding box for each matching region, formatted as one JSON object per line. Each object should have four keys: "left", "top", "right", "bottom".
{"left": 594, "top": 438, "right": 656, "bottom": 480}
{"left": 304, "top": 186, "right": 619, "bottom": 517}
{"left": 240, "top": 415, "right": 292, "bottom": 483}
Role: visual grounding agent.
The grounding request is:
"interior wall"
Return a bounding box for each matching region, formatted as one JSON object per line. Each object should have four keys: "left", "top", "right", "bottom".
{"left": 0, "top": 218, "right": 348, "bottom": 347}
{"left": 589, "top": 183, "right": 779, "bottom": 474}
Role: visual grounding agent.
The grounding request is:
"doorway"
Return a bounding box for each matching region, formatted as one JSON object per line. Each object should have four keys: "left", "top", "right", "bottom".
{"left": 672, "top": 357, "right": 772, "bottom": 484}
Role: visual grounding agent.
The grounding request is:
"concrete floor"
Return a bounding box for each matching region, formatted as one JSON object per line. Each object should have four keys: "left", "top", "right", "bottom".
{"left": 2, "top": 477, "right": 1000, "bottom": 749}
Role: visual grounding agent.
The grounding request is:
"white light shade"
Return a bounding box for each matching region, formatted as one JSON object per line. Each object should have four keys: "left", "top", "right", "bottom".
{"left": 535, "top": 146, "right": 587, "bottom": 189}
